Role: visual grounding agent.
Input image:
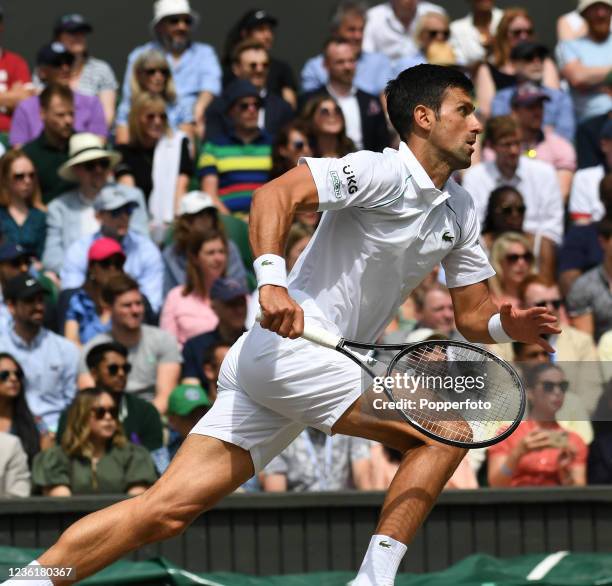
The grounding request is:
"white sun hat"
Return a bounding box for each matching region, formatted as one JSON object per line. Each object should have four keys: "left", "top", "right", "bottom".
{"left": 179, "top": 191, "right": 217, "bottom": 216}
{"left": 151, "top": 0, "right": 200, "bottom": 28}
{"left": 58, "top": 133, "right": 121, "bottom": 182}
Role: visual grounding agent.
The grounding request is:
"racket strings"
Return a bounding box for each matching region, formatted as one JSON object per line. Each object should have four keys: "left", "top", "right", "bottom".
{"left": 385, "top": 342, "right": 523, "bottom": 445}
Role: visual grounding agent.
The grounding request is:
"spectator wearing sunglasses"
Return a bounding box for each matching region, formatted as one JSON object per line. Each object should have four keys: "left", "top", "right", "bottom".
{"left": 0, "top": 273, "right": 78, "bottom": 434}
{"left": 488, "top": 232, "right": 535, "bottom": 308}
{"left": 449, "top": 0, "right": 503, "bottom": 71}
{"left": 43, "top": 133, "right": 148, "bottom": 278}
{"left": 198, "top": 80, "right": 272, "bottom": 215}
{"left": 115, "top": 93, "right": 193, "bottom": 240}
{"left": 60, "top": 184, "right": 164, "bottom": 313}
{"left": 392, "top": 11, "right": 456, "bottom": 74}
{"left": 115, "top": 49, "right": 193, "bottom": 145}
{"left": 491, "top": 42, "right": 575, "bottom": 142}
{"left": 567, "top": 218, "right": 612, "bottom": 343}
{"left": 0, "top": 352, "right": 46, "bottom": 466}
{"left": 481, "top": 185, "right": 556, "bottom": 283}
{"left": 9, "top": 43, "right": 107, "bottom": 149}
{"left": 120, "top": 0, "right": 221, "bottom": 140}
{"left": 299, "top": 38, "right": 389, "bottom": 153}
{"left": 56, "top": 343, "right": 164, "bottom": 455}
{"left": 206, "top": 40, "right": 294, "bottom": 141}
{"left": 301, "top": 1, "right": 393, "bottom": 98}
{"left": 53, "top": 14, "right": 118, "bottom": 128}
{"left": 78, "top": 274, "right": 181, "bottom": 414}
{"left": 0, "top": 149, "right": 46, "bottom": 260}
{"left": 474, "top": 8, "right": 560, "bottom": 120}
{"left": 33, "top": 387, "right": 157, "bottom": 496}
{"left": 463, "top": 116, "right": 564, "bottom": 246}
{"left": 270, "top": 120, "right": 313, "bottom": 179}
{"left": 488, "top": 363, "right": 587, "bottom": 487}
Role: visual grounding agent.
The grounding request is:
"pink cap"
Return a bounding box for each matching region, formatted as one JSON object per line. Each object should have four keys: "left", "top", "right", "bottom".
{"left": 88, "top": 237, "right": 126, "bottom": 262}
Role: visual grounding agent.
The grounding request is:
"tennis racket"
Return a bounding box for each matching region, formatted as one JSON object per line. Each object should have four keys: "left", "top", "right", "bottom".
{"left": 257, "top": 314, "right": 525, "bottom": 449}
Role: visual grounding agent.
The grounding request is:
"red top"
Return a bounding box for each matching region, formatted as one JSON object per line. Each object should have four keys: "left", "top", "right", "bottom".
{"left": 0, "top": 49, "right": 31, "bottom": 132}
{"left": 488, "top": 420, "right": 587, "bottom": 487}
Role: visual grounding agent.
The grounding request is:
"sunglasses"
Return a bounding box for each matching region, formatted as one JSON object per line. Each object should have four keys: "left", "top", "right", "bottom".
{"left": 509, "top": 27, "right": 533, "bottom": 38}
{"left": 7, "top": 256, "right": 30, "bottom": 268}
{"left": 247, "top": 61, "right": 269, "bottom": 71}
{"left": 110, "top": 205, "right": 135, "bottom": 218}
{"left": 498, "top": 205, "right": 526, "bottom": 216}
{"left": 237, "top": 100, "right": 260, "bottom": 112}
{"left": 81, "top": 159, "right": 111, "bottom": 172}
{"left": 144, "top": 67, "right": 170, "bottom": 77}
{"left": 318, "top": 105, "right": 342, "bottom": 117}
{"left": 167, "top": 15, "right": 193, "bottom": 25}
{"left": 540, "top": 380, "right": 569, "bottom": 394}
{"left": 291, "top": 139, "right": 306, "bottom": 151}
{"left": 95, "top": 256, "right": 125, "bottom": 270}
{"left": 0, "top": 369, "right": 23, "bottom": 382}
{"left": 107, "top": 363, "right": 131, "bottom": 376}
{"left": 425, "top": 29, "right": 450, "bottom": 40}
{"left": 12, "top": 171, "right": 36, "bottom": 181}
{"left": 505, "top": 252, "right": 534, "bottom": 264}
{"left": 91, "top": 406, "right": 119, "bottom": 420}
{"left": 534, "top": 299, "right": 562, "bottom": 310}
{"left": 145, "top": 112, "right": 168, "bottom": 121}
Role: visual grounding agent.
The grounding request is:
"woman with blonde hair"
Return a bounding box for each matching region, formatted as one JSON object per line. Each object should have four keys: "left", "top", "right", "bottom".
{"left": 489, "top": 231, "right": 536, "bottom": 307}
{"left": 115, "top": 93, "right": 193, "bottom": 241}
{"left": 300, "top": 94, "right": 355, "bottom": 158}
{"left": 160, "top": 228, "right": 228, "bottom": 346}
{"left": 115, "top": 49, "right": 193, "bottom": 144}
{"left": 474, "top": 7, "right": 559, "bottom": 118}
{"left": 0, "top": 150, "right": 46, "bottom": 259}
{"left": 32, "top": 388, "right": 157, "bottom": 496}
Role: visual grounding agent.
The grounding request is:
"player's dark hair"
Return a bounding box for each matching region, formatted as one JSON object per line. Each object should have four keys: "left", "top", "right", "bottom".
{"left": 385, "top": 64, "right": 473, "bottom": 139}
{"left": 86, "top": 342, "right": 128, "bottom": 371}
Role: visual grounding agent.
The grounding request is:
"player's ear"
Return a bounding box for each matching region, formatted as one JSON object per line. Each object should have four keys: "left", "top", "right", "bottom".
{"left": 413, "top": 104, "right": 434, "bottom": 132}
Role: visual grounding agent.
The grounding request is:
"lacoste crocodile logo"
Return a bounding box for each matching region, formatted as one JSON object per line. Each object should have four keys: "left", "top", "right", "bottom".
{"left": 379, "top": 540, "right": 392, "bottom": 548}
{"left": 261, "top": 260, "right": 274, "bottom": 266}
{"left": 442, "top": 231, "right": 454, "bottom": 243}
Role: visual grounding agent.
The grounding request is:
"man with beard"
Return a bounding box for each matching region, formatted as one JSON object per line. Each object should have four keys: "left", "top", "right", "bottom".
{"left": 0, "top": 274, "right": 78, "bottom": 435}
{"left": 119, "top": 0, "right": 222, "bottom": 138}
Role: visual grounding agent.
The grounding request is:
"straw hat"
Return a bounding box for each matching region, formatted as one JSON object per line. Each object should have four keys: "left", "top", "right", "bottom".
{"left": 58, "top": 133, "right": 121, "bottom": 182}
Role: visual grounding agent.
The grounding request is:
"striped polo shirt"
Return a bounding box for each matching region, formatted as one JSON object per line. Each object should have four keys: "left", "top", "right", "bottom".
{"left": 197, "top": 131, "right": 272, "bottom": 213}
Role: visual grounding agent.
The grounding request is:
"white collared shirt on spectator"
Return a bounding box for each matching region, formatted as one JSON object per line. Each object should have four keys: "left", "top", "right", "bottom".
{"left": 326, "top": 84, "right": 363, "bottom": 150}
{"left": 462, "top": 156, "right": 564, "bottom": 244}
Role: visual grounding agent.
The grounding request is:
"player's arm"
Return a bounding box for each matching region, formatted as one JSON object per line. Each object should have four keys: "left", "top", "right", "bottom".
{"left": 449, "top": 280, "right": 559, "bottom": 352}
{"left": 249, "top": 165, "right": 320, "bottom": 338}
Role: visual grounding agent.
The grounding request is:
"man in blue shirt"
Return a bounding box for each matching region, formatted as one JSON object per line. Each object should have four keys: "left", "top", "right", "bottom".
{"left": 60, "top": 184, "right": 164, "bottom": 313}
{"left": 301, "top": 0, "right": 393, "bottom": 96}
{"left": 118, "top": 0, "right": 222, "bottom": 138}
{"left": 491, "top": 42, "right": 576, "bottom": 141}
{"left": 0, "top": 274, "right": 78, "bottom": 433}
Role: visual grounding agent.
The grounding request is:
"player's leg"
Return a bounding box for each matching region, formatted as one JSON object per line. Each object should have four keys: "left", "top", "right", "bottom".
{"left": 25, "top": 435, "right": 253, "bottom": 586}
{"left": 332, "top": 395, "right": 467, "bottom": 586}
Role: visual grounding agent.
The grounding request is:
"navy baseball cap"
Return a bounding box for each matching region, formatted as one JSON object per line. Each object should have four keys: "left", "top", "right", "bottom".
{"left": 0, "top": 243, "right": 29, "bottom": 263}
{"left": 4, "top": 274, "right": 44, "bottom": 301}
{"left": 211, "top": 278, "right": 248, "bottom": 302}
{"left": 54, "top": 14, "right": 93, "bottom": 36}
{"left": 239, "top": 9, "right": 278, "bottom": 31}
{"left": 37, "top": 42, "right": 75, "bottom": 67}
{"left": 511, "top": 82, "right": 550, "bottom": 107}
{"left": 510, "top": 41, "right": 549, "bottom": 62}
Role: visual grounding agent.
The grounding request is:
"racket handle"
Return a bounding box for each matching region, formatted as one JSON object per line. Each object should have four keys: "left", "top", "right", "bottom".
{"left": 255, "top": 311, "right": 341, "bottom": 349}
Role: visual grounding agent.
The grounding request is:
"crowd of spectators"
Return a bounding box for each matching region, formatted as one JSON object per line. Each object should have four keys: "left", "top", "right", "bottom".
{"left": 1, "top": 0, "right": 612, "bottom": 497}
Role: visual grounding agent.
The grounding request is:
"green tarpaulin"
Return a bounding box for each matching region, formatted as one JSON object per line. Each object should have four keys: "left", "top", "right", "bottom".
{"left": 2, "top": 547, "right": 612, "bottom": 585}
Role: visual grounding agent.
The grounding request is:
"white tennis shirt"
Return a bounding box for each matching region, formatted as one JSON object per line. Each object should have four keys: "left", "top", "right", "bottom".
{"left": 290, "top": 142, "right": 495, "bottom": 341}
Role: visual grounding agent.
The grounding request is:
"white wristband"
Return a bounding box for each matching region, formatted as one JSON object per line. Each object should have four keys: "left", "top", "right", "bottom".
{"left": 254, "top": 254, "right": 287, "bottom": 289}
{"left": 487, "top": 313, "right": 514, "bottom": 343}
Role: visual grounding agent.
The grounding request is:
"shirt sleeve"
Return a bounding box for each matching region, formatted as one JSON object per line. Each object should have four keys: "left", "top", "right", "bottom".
{"left": 555, "top": 40, "right": 580, "bottom": 69}
{"left": 553, "top": 136, "right": 577, "bottom": 171}
{"left": 3, "top": 436, "right": 31, "bottom": 497}
{"left": 565, "top": 274, "right": 593, "bottom": 317}
{"left": 123, "top": 444, "right": 158, "bottom": 487}
{"left": 300, "top": 150, "right": 403, "bottom": 211}
{"left": 197, "top": 46, "right": 222, "bottom": 95}
{"left": 96, "top": 60, "right": 119, "bottom": 92}
{"left": 441, "top": 191, "right": 496, "bottom": 289}
{"left": 8, "top": 100, "right": 31, "bottom": 146}
{"left": 157, "top": 329, "right": 183, "bottom": 364}
{"left": 300, "top": 56, "right": 326, "bottom": 92}
{"left": 197, "top": 142, "right": 219, "bottom": 178}
{"left": 32, "top": 446, "right": 71, "bottom": 490}
{"left": 569, "top": 172, "right": 597, "bottom": 221}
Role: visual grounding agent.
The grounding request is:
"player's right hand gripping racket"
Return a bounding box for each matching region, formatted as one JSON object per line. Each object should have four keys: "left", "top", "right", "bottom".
{"left": 257, "top": 315, "right": 525, "bottom": 449}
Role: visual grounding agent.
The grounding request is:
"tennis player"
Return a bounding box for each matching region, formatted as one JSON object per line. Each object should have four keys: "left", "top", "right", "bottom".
{"left": 5, "top": 65, "right": 560, "bottom": 586}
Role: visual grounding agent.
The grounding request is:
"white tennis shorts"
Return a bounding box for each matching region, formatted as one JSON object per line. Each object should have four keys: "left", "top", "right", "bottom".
{"left": 190, "top": 320, "right": 363, "bottom": 472}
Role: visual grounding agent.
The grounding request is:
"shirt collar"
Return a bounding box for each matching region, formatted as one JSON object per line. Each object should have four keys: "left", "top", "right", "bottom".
{"left": 326, "top": 83, "right": 357, "bottom": 99}
{"left": 9, "top": 325, "right": 45, "bottom": 349}
{"left": 397, "top": 142, "right": 450, "bottom": 205}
